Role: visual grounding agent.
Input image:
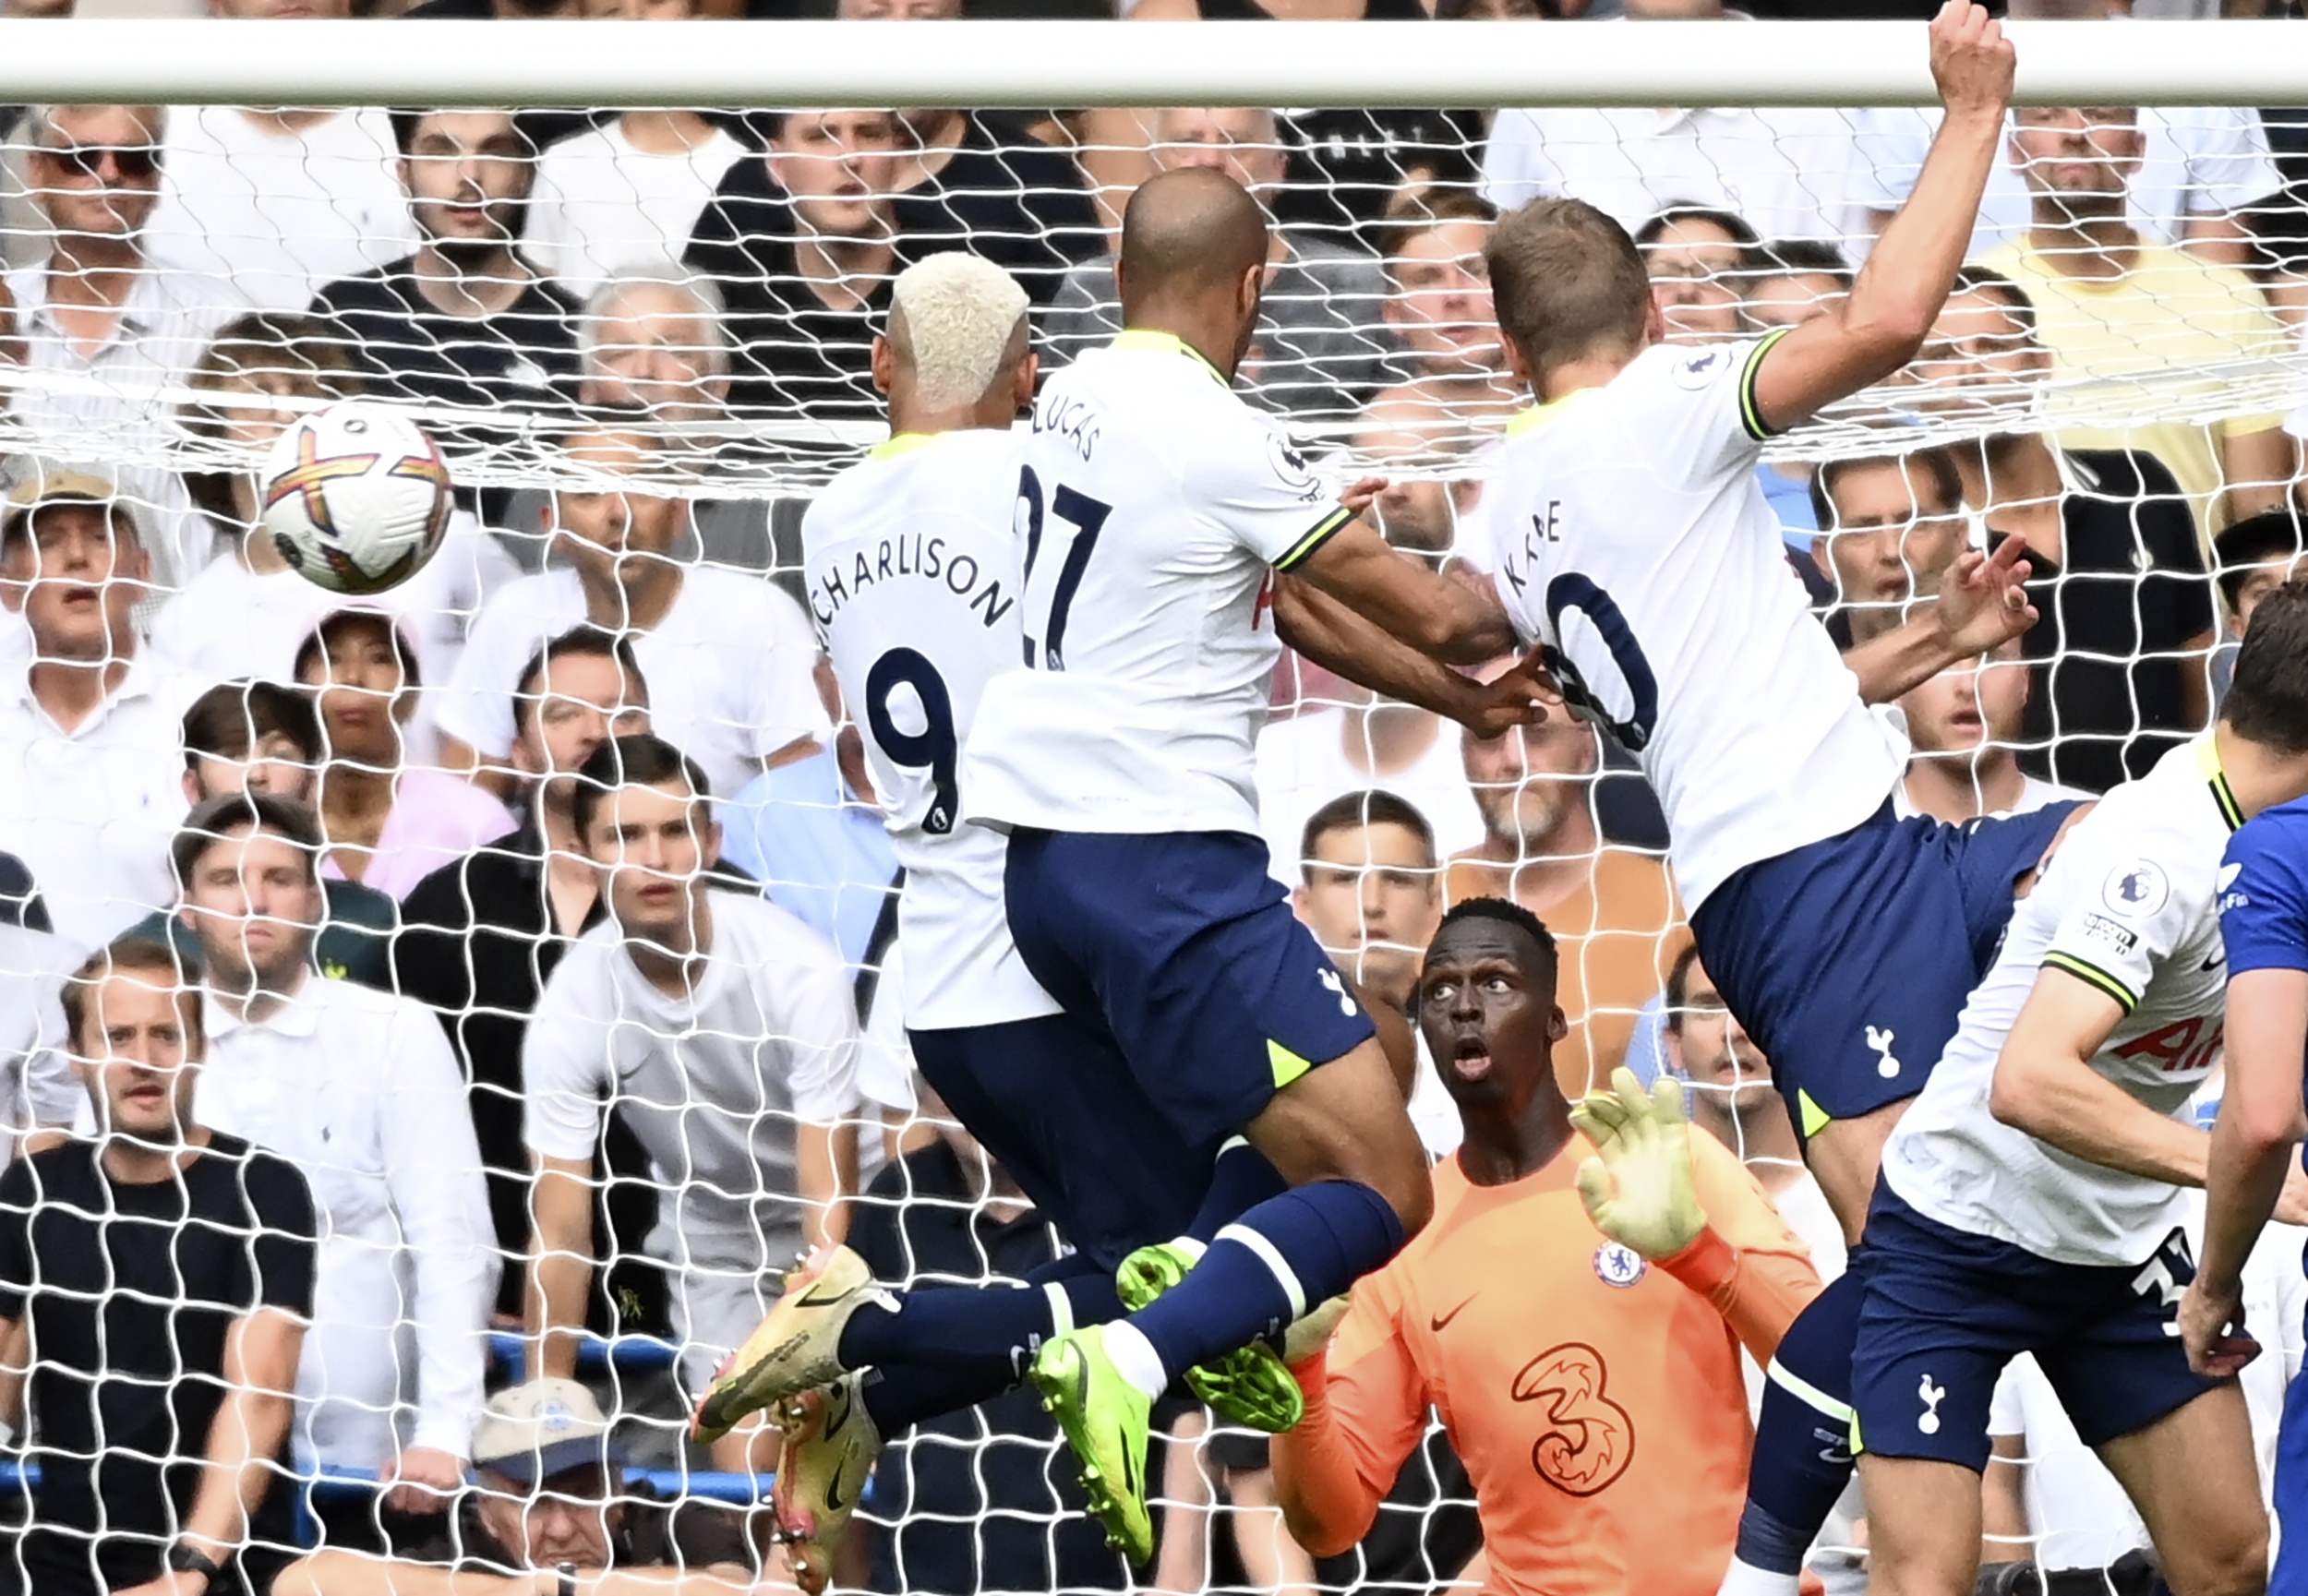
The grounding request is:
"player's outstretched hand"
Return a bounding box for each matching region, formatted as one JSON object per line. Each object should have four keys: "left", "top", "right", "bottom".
{"left": 1458, "top": 643, "right": 1561, "bottom": 738}
{"left": 1937, "top": 538, "right": 2038, "bottom": 657}
{"left": 1929, "top": 0, "right": 2015, "bottom": 125}
{"left": 1570, "top": 1068, "right": 1706, "bottom": 1262}
{"left": 1283, "top": 1295, "right": 1352, "bottom": 1364}
{"left": 2178, "top": 1276, "right": 2262, "bottom": 1379}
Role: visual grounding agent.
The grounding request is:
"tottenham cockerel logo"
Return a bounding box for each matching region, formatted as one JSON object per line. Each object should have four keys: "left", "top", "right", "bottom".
{"left": 1511, "top": 1342, "right": 1634, "bottom": 1496}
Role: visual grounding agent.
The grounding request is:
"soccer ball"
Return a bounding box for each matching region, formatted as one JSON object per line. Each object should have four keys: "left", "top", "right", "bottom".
{"left": 259, "top": 402, "right": 453, "bottom": 595}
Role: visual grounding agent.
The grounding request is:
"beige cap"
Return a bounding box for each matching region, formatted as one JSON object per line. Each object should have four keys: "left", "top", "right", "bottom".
{"left": 0, "top": 466, "right": 138, "bottom": 547}
{"left": 470, "top": 1378, "right": 622, "bottom": 1485}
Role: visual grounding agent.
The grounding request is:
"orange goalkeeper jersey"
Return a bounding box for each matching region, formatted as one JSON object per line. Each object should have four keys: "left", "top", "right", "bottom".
{"left": 1273, "top": 1130, "right": 1821, "bottom": 1596}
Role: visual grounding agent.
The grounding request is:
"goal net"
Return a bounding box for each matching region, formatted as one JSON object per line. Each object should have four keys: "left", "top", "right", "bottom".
{"left": 0, "top": 13, "right": 2300, "bottom": 1594}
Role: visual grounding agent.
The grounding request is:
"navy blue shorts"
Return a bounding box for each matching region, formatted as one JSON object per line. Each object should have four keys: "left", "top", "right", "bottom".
{"left": 1003, "top": 828, "right": 1379, "bottom": 1151}
{"left": 1852, "top": 1183, "right": 2214, "bottom": 1472}
{"left": 2270, "top": 1346, "right": 2308, "bottom": 1596}
{"left": 908, "top": 1014, "right": 1210, "bottom": 1273}
{"left": 1690, "top": 798, "right": 2082, "bottom": 1142}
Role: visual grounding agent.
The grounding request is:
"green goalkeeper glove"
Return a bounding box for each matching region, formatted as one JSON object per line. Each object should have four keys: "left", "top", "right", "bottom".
{"left": 1569, "top": 1068, "right": 1707, "bottom": 1261}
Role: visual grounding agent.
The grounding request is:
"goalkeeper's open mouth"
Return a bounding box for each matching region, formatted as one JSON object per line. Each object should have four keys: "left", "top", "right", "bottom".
{"left": 1447, "top": 1033, "right": 1494, "bottom": 1085}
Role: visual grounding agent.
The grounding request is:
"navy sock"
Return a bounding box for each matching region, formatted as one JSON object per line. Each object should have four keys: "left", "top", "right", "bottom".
{"left": 1184, "top": 1137, "right": 1289, "bottom": 1244}
{"left": 1128, "top": 1179, "right": 1404, "bottom": 1382}
{"left": 1738, "top": 1268, "right": 1864, "bottom": 1576}
{"left": 839, "top": 1252, "right": 1121, "bottom": 1391}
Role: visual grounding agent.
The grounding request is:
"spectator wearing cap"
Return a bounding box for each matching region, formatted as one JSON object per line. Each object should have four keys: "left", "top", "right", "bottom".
{"left": 6, "top": 104, "right": 247, "bottom": 585}
{"left": 150, "top": 313, "right": 521, "bottom": 693}
{"left": 307, "top": 109, "right": 582, "bottom": 422}
{"left": 1898, "top": 269, "right": 2220, "bottom": 791}
{"left": 295, "top": 609, "right": 515, "bottom": 903}
{"left": 117, "top": 681, "right": 400, "bottom": 988}
{"left": 1978, "top": 105, "right": 2293, "bottom": 535}
{"left": 177, "top": 792, "right": 497, "bottom": 1528}
{"left": 0, "top": 934, "right": 319, "bottom": 1596}
{"left": 396, "top": 626, "right": 656, "bottom": 1325}
{"left": 438, "top": 423, "right": 822, "bottom": 806}
{"left": 1046, "top": 107, "right": 1388, "bottom": 420}
{"left": 273, "top": 1378, "right": 759, "bottom": 1596}
{"left": 682, "top": 111, "right": 908, "bottom": 418}
{"left": 0, "top": 467, "right": 211, "bottom": 948}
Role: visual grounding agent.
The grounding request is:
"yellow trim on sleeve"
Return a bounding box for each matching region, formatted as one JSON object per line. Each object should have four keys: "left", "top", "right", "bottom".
{"left": 1268, "top": 1038, "right": 1316, "bottom": 1091}
{"left": 2042, "top": 952, "right": 2140, "bottom": 1014}
{"left": 1273, "top": 506, "right": 1356, "bottom": 573}
{"left": 1737, "top": 326, "right": 1796, "bottom": 442}
{"left": 2195, "top": 733, "right": 2244, "bottom": 833}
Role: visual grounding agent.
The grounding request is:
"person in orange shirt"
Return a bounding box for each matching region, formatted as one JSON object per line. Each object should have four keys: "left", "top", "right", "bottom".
{"left": 1446, "top": 709, "right": 1689, "bottom": 1100}
{"left": 1273, "top": 896, "right": 1821, "bottom": 1596}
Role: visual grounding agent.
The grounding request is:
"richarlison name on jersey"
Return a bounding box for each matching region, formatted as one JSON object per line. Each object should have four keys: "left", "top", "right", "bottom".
{"left": 810, "top": 535, "right": 1016, "bottom": 632}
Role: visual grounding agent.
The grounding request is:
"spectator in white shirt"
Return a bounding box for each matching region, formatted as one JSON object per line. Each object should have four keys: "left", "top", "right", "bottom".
{"left": 1482, "top": 3, "right": 1862, "bottom": 248}
{"left": 145, "top": 0, "right": 417, "bottom": 317}
{"left": 1895, "top": 640, "right": 2087, "bottom": 824}
{"left": 523, "top": 42, "right": 746, "bottom": 303}
{"left": 523, "top": 734, "right": 861, "bottom": 1471}
{"left": 174, "top": 791, "right": 496, "bottom": 1523}
{"left": 438, "top": 423, "right": 823, "bottom": 803}
{"left": 0, "top": 466, "right": 209, "bottom": 948}
{"left": 295, "top": 609, "right": 516, "bottom": 902}
{"left": 148, "top": 312, "right": 521, "bottom": 707}
{"left": 1848, "top": 2, "right": 2280, "bottom": 270}
{"left": 6, "top": 104, "right": 246, "bottom": 585}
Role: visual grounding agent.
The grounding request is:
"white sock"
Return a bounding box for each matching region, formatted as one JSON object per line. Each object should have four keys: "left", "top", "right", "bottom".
{"left": 1716, "top": 1556, "right": 1802, "bottom": 1596}
{"left": 1163, "top": 1235, "right": 1209, "bottom": 1265}
{"left": 1100, "top": 1319, "right": 1171, "bottom": 1402}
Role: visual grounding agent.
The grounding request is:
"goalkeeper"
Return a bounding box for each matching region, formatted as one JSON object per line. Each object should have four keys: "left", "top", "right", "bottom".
{"left": 1271, "top": 899, "right": 1820, "bottom": 1596}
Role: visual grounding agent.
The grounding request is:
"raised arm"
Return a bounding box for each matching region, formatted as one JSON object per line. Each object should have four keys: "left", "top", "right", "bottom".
{"left": 1749, "top": 1, "right": 2014, "bottom": 435}
{"left": 1843, "top": 538, "right": 2038, "bottom": 704}
{"left": 1270, "top": 1291, "right": 1430, "bottom": 1559}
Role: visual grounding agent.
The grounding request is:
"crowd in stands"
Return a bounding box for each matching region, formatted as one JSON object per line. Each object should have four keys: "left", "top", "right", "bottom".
{"left": 0, "top": 0, "right": 2304, "bottom": 1592}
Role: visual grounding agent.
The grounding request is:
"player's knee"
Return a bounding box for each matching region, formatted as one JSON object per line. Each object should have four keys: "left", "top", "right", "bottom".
{"left": 2164, "top": 1518, "right": 2269, "bottom": 1596}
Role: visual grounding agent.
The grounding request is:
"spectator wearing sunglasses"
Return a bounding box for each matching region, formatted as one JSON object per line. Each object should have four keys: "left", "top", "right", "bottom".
{"left": 4, "top": 105, "right": 246, "bottom": 587}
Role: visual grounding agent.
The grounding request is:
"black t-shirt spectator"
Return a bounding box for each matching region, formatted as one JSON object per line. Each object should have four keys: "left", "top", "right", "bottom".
{"left": 405, "top": 1480, "right": 753, "bottom": 1575}
{"left": 850, "top": 1143, "right": 1128, "bottom": 1596}
{"left": 1997, "top": 449, "right": 2217, "bottom": 795}
{"left": 394, "top": 821, "right": 665, "bottom": 1333}
{"left": 308, "top": 258, "right": 582, "bottom": 423}
{"left": 0, "top": 1135, "right": 317, "bottom": 1596}
{"left": 684, "top": 176, "right": 904, "bottom": 420}
{"left": 888, "top": 115, "right": 1104, "bottom": 307}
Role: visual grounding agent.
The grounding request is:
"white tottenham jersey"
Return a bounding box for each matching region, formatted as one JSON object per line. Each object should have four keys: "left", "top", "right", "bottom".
{"left": 803, "top": 429, "right": 1062, "bottom": 1032}
{"left": 1883, "top": 737, "right": 2241, "bottom": 1268}
{"left": 1486, "top": 333, "right": 1909, "bottom": 911}
{"left": 963, "top": 331, "right": 1355, "bottom": 838}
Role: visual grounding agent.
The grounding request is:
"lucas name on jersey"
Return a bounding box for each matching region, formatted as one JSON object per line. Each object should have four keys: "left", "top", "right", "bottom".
{"left": 809, "top": 534, "right": 1017, "bottom": 634}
